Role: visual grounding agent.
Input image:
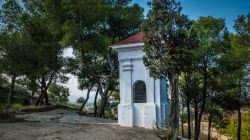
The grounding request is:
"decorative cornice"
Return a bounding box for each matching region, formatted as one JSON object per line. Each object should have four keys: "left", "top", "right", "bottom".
{"left": 123, "top": 69, "right": 133, "bottom": 71}
{"left": 122, "top": 64, "right": 133, "bottom": 68}
{"left": 122, "top": 63, "right": 133, "bottom": 71}
{"left": 111, "top": 42, "right": 144, "bottom": 52}
{"left": 119, "top": 57, "right": 143, "bottom": 63}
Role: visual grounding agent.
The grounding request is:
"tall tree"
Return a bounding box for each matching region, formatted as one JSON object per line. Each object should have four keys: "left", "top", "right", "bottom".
{"left": 17, "top": 75, "right": 39, "bottom": 103}
{"left": 179, "top": 70, "right": 200, "bottom": 139}
{"left": 191, "top": 16, "right": 227, "bottom": 140}
{"left": 0, "top": 0, "right": 34, "bottom": 104}
{"left": 95, "top": 0, "right": 143, "bottom": 118}
{"left": 58, "top": 0, "right": 143, "bottom": 117}
{"left": 48, "top": 83, "right": 70, "bottom": 103}
{"left": 178, "top": 22, "right": 200, "bottom": 139}
{"left": 213, "top": 15, "right": 250, "bottom": 139}
{"left": 204, "top": 100, "right": 222, "bottom": 140}
{"left": 142, "top": 0, "right": 190, "bottom": 139}
{"left": 21, "top": 0, "right": 68, "bottom": 106}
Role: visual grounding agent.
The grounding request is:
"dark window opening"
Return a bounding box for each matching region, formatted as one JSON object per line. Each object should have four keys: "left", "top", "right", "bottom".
{"left": 133, "top": 81, "right": 146, "bottom": 103}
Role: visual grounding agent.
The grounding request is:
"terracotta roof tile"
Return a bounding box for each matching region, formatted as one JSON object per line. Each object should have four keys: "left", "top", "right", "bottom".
{"left": 114, "top": 32, "right": 143, "bottom": 45}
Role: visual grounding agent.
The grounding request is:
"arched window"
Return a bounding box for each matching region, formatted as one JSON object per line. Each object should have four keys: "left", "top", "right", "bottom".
{"left": 133, "top": 80, "right": 147, "bottom": 103}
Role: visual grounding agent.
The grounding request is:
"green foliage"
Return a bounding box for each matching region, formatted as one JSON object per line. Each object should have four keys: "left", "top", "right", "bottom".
{"left": 58, "top": 0, "right": 143, "bottom": 117}
{"left": 180, "top": 111, "right": 194, "bottom": 124}
{"left": 0, "top": 75, "right": 8, "bottom": 87}
{"left": 12, "top": 103, "right": 23, "bottom": 111}
{"left": 0, "top": 0, "right": 34, "bottom": 77}
{"left": 142, "top": 0, "right": 191, "bottom": 78}
{"left": 234, "top": 14, "right": 250, "bottom": 38}
{"left": 213, "top": 15, "right": 250, "bottom": 112}
{"left": 14, "top": 95, "right": 30, "bottom": 106}
{"left": 0, "top": 104, "right": 16, "bottom": 121}
{"left": 0, "top": 0, "right": 23, "bottom": 31}
{"left": 77, "top": 97, "right": 85, "bottom": 104}
{"left": 104, "top": 91, "right": 120, "bottom": 119}
{"left": 48, "top": 84, "right": 70, "bottom": 103}
{"left": 153, "top": 126, "right": 174, "bottom": 140}
{"left": 18, "top": 0, "right": 71, "bottom": 105}
{"left": 219, "top": 110, "right": 250, "bottom": 140}
{"left": 64, "top": 0, "right": 144, "bottom": 89}
{"left": 142, "top": 1, "right": 192, "bottom": 138}
{"left": 0, "top": 0, "right": 35, "bottom": 97}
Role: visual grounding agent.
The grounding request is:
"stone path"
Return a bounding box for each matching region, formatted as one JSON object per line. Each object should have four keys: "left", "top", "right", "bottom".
{"left": 17, "top": 109, "right": 117, "bottom": 124}
{"left": 0, "top": 109, "right": 159, "bottom": 140}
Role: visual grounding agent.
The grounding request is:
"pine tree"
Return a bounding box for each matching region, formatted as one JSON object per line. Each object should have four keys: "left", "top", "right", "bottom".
{"left": 142, "top": 0, "right": 191, "bottom": 139}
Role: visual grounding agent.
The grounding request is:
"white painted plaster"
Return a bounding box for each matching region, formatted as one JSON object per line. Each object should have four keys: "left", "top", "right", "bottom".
{"left": 112, "top": 43, "right": 169, "bottom": 129}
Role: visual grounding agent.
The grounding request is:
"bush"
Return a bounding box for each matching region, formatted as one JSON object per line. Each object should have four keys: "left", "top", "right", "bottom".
{"left": 12, "top": 103, "right": 23, "bottom": 111}
{"left": 104, "top": 108, "right": 117, "bottom": 119}
{"left": 0, "top": 104, "right": 16, "bottom": 121}
{"left": 14, "top": 96, "right": 30, "bottom": 106}
{"left": 219, "top": 110, "right": 250, "bottom": 140}
{"left": 22, "top": 98, "right": 30, "bottom": 106}
{"left": 154, "top": 127, "right": 174, "bottom": 140}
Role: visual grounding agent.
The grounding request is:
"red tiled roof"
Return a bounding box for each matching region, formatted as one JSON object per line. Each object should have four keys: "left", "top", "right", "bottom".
{"left": 114, "top": 32, "right": 143, "bottom": 45}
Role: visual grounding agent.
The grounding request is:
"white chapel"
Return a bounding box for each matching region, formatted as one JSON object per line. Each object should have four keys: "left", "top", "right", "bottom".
{"left": 111, "top": 32, "right": 170, "bottom": 129}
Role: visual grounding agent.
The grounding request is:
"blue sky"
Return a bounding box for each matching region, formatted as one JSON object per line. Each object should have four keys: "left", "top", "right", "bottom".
{"left": 133, "top": 0, "right": 250, "bottom": 32}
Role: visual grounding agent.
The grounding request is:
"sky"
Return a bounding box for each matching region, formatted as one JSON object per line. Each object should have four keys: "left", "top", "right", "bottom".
{"left": 133, "top": 0, "right": 250, "bottom": 32}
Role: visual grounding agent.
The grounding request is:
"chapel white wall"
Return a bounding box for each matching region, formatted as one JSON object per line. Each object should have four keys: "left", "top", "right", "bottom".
{"left": 117, "top": 47, "right": 161, "bottom": 128}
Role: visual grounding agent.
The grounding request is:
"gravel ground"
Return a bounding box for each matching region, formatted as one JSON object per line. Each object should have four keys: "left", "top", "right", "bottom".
{"left": 16, "top": 109, "right": 117, "bottom": 124}
{"left": 0, "top": 109, "right": 159, "bottom": 140}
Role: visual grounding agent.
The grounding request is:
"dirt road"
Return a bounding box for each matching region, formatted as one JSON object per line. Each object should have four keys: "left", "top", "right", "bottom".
{"left": 0, "top": 109, "right": 159, "bottom": 140}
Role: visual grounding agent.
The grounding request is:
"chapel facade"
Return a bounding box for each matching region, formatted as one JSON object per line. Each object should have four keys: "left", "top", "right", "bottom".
{"left": 112, "top": 32, "right": 170, "bottom": 128}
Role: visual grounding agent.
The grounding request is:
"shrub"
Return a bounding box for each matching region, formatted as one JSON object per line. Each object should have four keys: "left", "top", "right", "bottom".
{"left": 153, "top": 122, "right": 174, "bottom": 140}
{"left": 14, "top": 96, "right": 30, "bottom": 106}
{"left": 219, "top": 110, "right": 250, "bottom": 140}
{"left": 22, "top": 98, "right": 30, "bottom": 106}
{"left": 12, "top": 103, "right": 23, "bottom": 111}
{"left": 0, "top": 104, "right": 16, "bottom": 121}
{"left": 104, "top": 108, "right": 117, "bottom": 120}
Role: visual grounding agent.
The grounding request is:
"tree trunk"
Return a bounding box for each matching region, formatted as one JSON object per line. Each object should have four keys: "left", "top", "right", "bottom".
{"left": 194, "top": 95, "right": 199, "bottom": 139}
{"left": 79, "top": 85, "right": 94, "bottom": 113}
{"left": 237, "top": 108, "right": 241, "bottom": 140}
{"left": 7, "top": 75, "right": 16, "bottom": 105}
{"left": 94, "top": 89, "right": 99, "bottom": 117}
{"left": 194, "top": 73, "right": 208, "bottom": 140}
{"left": 208, "top": 113, "right": 212, "bottom": 140}
{"left": 168, "top": 73, "right": 179, "bottom": 140}
{"left": 96, "top": 80, "right": 109, "bottom": 118}
{"left": 97, "top": 94, "right": 108, "bottom": 118}
{"left": 187, "top": 98, "right": 191, "bottom": 139}
{"left": 181, "top": 105, "right": 184, "bottom": 137}
{"left": 43, "top": 89, "right": 49, "bottom": 105}
{"left": 95, "top": 51, "right": 116, "bottom": 118}
{"left": 31, "top": 90, "right": 35, "bottom": 103}
{"left": 181, "top": 118, "right": 184, "bottom": 137}
{"left": 35, "top": 93, "right": 44, "bottom": 106}
{"left": 36, "top": 74, "right": 54, "bottom": 106}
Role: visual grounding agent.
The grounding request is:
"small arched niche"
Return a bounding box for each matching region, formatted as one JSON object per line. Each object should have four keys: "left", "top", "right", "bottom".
{"left": 133, "top": 80, "right": 147, "bottom": 103}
